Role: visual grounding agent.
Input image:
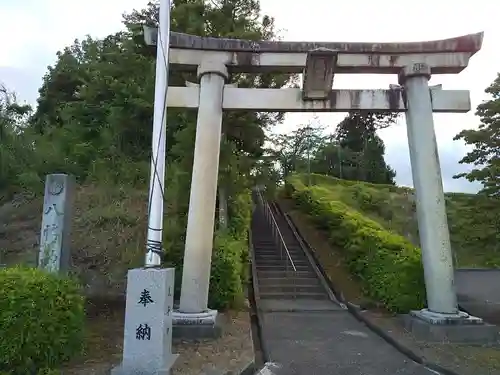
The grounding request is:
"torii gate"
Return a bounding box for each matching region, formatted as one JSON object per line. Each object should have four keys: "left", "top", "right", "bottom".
{"left": 144, "top": 26, "right": 484, "bottom": 327}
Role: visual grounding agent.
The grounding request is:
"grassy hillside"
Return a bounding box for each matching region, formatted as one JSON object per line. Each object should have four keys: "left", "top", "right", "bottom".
{"left": 0, "top": 182, "right": 252, "bottom": 310}
{"left": 0, "top": 185, "right": 148, "bottom": 298}
{"left": 297, "top": 174, "right": 500, "bottom": 268}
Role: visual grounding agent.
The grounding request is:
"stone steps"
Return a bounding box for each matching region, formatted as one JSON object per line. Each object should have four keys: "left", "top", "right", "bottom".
{"left": 259, "top": 284, "right": 325, "bottom": 294}
{"left": 258, "top": 277, "right": 321, "bottom": 286}
{"left": 260, "top": 291, "right": 328, "bottom": 300}
{"left": 256, "top": 270, "right": 317, "bottom": 279}
{"left": 251, "top": 205, "right": 330, "bottom": 302}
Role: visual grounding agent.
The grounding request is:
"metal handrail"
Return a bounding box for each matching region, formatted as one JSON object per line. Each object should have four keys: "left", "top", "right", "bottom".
{"left": 256, "top": 189, "right": 297, "bottom": 273}
{"left": 267, "top": 204, "right": 297, "bottom": 272}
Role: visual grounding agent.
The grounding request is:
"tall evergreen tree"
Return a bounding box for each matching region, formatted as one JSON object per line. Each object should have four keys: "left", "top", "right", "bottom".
{"left": 333, "top": 111, "right": 396, "bottom": 184}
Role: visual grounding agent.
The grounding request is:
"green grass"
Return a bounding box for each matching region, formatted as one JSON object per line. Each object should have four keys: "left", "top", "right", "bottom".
{"left": 297, "top": 174, "right": 500, "bottom": 268}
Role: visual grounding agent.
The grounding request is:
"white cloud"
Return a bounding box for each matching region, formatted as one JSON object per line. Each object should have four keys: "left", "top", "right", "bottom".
{"left": 379, "top": 119, "right": 483, "bottom": 193}
{"left": 0, "top": 0, "right": 498, "bottom": 192}
{"left": 1, "top": 0, "right": 150, "bottom": 68}
{"left": 0, "top": 0, "right": 150, "bottom": 102}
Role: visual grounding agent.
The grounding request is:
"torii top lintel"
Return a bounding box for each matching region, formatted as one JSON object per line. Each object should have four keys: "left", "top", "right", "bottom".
{"left": 169, "top": 31, "right": 483, "bottom": 55}
{"left": 163, "top": 31, "right": 484, "bottom": 75}
{"left": 158, "top": 32, "right": 481, "bottom": 112}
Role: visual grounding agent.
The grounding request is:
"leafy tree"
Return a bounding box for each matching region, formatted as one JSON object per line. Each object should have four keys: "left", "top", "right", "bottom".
{"left": 0, "top": 85, "right": 35, "bottom": 195}
{"left": 454, "top": 73, "right": 500, "bottom": 197}
{"left": 266, "top": 113, "right": 396, "bottom": 186}
{"left": 124, "top": 0, "right": 289, "bottom": 159}
{"left": 251, "top": 155, "right": 280, "bottom": 188}
{"left": 31, "top": 49, "right": 84, "bottom": 135}
{"left": 26, "top": 0, "right": 290, "bottom": 190}
{"left": 311, "top": 136, "right": 360, "bottom": 181}
{"left": 268, "top": 123, "right": 325, "bottom": 182}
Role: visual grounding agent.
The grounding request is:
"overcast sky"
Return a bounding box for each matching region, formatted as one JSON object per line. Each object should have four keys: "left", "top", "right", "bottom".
{"left": 1, "top": 0, "right": 499, "bottom": 192}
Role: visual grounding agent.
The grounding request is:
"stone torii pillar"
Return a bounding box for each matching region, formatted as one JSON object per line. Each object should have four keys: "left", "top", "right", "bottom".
{"left": 399, "top": 63, "right": 459, "bottom": 317}
{"left": 176, "top": 60, "right": 228, "bottom": 325}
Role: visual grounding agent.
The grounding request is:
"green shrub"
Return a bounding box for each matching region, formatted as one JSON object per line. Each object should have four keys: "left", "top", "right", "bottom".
{"left": 209, "top": 233, "right": 247, "bottom": 310}
{"left": 0, "top": 266, "right": 85, "bottom": 373}
{"left": 228, "top": 189, "right": 252, "bottom": 238}
{"left": 163, "top": 188, "right": 252, "bottom": 311}
{"left": 285, "top": 176, "right": 425, "bottom": 313}
{"left": 209, "top": 189, "right": 251, "bottom": 310}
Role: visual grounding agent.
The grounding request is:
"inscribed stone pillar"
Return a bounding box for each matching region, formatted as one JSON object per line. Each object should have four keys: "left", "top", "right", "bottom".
{"left": 38, "top": 174, "right": 75, "bottom": 273}
{"left": 112, "top": 268, "right": 178, "bottom": 374}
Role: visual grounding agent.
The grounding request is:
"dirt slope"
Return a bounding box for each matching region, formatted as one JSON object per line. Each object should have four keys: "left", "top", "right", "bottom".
{"left": 0, "top": 185, "right": 148, "bottom": 297}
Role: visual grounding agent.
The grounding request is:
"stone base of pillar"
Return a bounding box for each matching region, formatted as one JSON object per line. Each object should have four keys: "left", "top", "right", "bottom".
{"left": 411, "top": 308, "right": 483, "bottom": 324}
{"left": 172, "top": 309, "right": 222, "bottom": 340}
{"left": 403, "top": 308, "right": 499, "bottom": 343}
{"left": 111, "top": 357, "right": 178, "bottom": 375}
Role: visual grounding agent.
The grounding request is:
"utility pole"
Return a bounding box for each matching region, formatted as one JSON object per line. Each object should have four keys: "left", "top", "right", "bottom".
{"left": 144, "top": 0, "right": 171, "bottom": 267}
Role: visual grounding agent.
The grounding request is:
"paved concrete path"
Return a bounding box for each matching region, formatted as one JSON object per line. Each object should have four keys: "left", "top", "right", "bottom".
{"left": 259, "top": 300, "right": 437, "bottom": 375}
{"left": 254, "top": 270, "right": 500, "bottom": 374}
{"left": 456, "top": 269, "right": 500, "bottom": 324}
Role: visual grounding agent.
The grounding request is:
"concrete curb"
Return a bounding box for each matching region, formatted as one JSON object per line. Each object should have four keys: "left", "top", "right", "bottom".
{"left": 238, "top": 360, "right": 256, "bottom": 375}
{"left": 203, "top": 360, "right": 255, "bottom": 375}
{"left": 276, "top": 201, "right": 463, "bottom": 375}
{"left": 248, "top": 225, "right": 271, "bottom": 364}
{"left": 346, "top": 302, "right": 461, "bottom": 375}
{"left": 456, "top": 268, "right": 499, "bottom": 272}
{"left": 252, "top": 362, "right": 282, "bottom": 375}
